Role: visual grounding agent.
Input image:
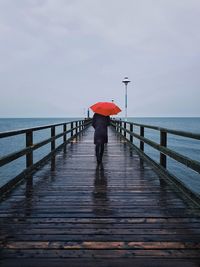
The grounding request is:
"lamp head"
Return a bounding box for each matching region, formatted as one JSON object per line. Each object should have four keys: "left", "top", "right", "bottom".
{"left": 122, "top": 77, "right": 131, "bottom": 85}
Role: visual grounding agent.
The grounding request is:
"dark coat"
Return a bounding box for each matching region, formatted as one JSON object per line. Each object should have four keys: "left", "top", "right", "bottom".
{"left": 92, "top": 113, "right": 110, "bottom": 144}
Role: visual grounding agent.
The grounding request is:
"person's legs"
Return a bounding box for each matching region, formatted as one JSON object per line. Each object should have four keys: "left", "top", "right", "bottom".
{"left": 95, "top": 144, "right": 101, "bottom": 163}
{"left": 95, "top": 143, "right": 104, "bottom": 164}
{"left": 99, "top": 144, "right": 104, "bottom": 161}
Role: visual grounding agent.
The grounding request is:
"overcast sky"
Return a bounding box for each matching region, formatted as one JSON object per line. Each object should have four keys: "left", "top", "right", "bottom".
{"left": 0, "top": 0, "right": 200, "bottom": 118}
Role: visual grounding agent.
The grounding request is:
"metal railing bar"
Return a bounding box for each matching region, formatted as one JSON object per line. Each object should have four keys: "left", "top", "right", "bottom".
{"left": 113, "top": 120, "right": 200, "bottom": 140}
{"left": 0, "top": 120, "right": 91, "bottom": 168}
{"left": 125, "top": 128, "right": 200, "bottom": 174}
{"left": 0, "top": 147, "right": 31, "bottom": 167}
{"left": 111, "top": 122, "right": 200, "bottom": 174}
{"left": 0, "top": 120, "right": 84, "bottom": 139}
{"left": 0, "top": 130, "right": 70, "bottom": 167}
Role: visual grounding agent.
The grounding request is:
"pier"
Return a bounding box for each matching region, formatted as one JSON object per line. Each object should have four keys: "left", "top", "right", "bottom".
{"left": 0, "top": 120, "right": 200, "bottom": 266}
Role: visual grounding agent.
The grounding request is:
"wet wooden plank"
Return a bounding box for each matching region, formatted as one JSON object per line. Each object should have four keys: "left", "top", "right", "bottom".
{"left": 2, "top": 241, "right": 200, "bottom": 249}
{"left": 1, "top": 259, "right": 200, "bottom": 267}
{"left": 1, "top": 224, "right": 200, "bottom": 231}
{"left": 1, "top": 258, "right": 199, "bottom": 267}
{"left": 2, "top": 227, "right": 200, "bottom": 235}
{"left": 1, "top": 217, "right": 200, "bottom": 223}
{"left": 0, "top": 127, "right": 200, "bottom": 265}
{"left": 2, "top": 234, "right": 200, "bottom": 242}
{"left": 1, "top": 248, "right": 200, "bottom": 258}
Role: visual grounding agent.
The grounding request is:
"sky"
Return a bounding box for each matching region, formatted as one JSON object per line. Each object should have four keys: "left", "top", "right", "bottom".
{"left": 0, "top": 0, "right": 200, "bottom": 118}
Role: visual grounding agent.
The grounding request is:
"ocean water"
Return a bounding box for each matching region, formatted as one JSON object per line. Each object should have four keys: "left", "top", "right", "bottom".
{"left": 0, "top": 117, "right": 200, "bottom": 196}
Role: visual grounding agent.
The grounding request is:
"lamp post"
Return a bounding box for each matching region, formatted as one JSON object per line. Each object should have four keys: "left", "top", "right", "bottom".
{"left": 122, "top": 77, "right": 131, "bottom": 121}
{"left": 87, "top": 108, "right": 90, "bottom": 118}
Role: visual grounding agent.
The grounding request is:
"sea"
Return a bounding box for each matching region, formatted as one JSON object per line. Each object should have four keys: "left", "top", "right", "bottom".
{"left": 0, "top": 117, "right": 200, "bottom": 196}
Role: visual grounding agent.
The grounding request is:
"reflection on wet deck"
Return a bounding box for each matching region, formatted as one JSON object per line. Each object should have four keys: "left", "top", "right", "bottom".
{"left": 0, "top": 127, "right": 200, "bottom": 266}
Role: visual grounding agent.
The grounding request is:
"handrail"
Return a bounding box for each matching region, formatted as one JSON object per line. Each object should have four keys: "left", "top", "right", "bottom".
{"left": 111, "top": 119, "right": 200, "bottom": 174}
{"left": 0, "top": 119, "right": 92, "bottom": 194}
{"left": 0, "top": 121, "right": 78, "bottom": 138}
{"left": 125, "top": 127, "right": 200, "bottom": 174}
{"left": 0, "top": 128, "right": 75, "bottom": 168}
{"left": 131, "top": 122, "right": 200, "bottom": 140}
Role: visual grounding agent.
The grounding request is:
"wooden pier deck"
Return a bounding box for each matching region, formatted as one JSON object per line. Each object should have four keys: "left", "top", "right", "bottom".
{"left": 0, "top": 126, "right": 200, "bottom": 266}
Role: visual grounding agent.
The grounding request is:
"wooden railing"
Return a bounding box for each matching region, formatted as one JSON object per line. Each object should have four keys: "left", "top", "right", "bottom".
{"left": 111, "top": 119, "right": 200, "bottom": 202}
{"left": 0, "top": 119, "right": 91, "bottom": 194}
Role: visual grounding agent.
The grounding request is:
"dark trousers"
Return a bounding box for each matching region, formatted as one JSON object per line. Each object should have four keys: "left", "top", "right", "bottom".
{"left": 95, "top": 144, "right": 104, "bottom": 162}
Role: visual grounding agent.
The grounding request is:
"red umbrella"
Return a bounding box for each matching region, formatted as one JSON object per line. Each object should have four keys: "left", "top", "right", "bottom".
{"left": 90, "top": 102, "right": 122, "bottom": 116}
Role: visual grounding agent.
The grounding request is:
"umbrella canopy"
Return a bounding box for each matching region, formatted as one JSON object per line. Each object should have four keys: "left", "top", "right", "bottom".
{"left": 90, "top": 102, "right": 122, "bottom": 116}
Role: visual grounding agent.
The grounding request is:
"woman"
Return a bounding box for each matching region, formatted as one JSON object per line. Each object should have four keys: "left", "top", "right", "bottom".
{"left": 92, "top": 113, "right": 110, "bottom": 164}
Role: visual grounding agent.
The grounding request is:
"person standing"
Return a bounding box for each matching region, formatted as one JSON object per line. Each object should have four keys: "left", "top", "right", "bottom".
{"left": 92, "top": 113, "right": 110, "bottom": 164}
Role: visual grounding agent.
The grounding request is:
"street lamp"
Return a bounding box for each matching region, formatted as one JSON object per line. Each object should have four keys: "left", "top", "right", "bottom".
{"left": 122, "top": 77, "right": 131, "bottom": 121}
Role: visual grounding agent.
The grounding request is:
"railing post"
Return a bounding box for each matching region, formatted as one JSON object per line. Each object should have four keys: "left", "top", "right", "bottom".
{"left": 51, "top": 126, "right": 55, "bottom": 152}
{"left": 140, "top": 126, "right": 144, "bottom": 151}
{"left": 160, "top": 131, "right": 167, "bottom": 168}
{"left": 63, "top": 124, "right": 66, "bottom": 144}
{"left": 130, "top": 123, "right": 133, "bottom": 143}
{"left": 79, "top": 121, "right": 81, "bottom": 132}
{"left": 71, "top": 122, "right": 73, "bottom": 137}
{"left": 26, "top": 131, "right": 33, "bottom": 168}
{"left": 116, "top": 121, "right": 119, "bottom": 132}
{"left": 120, "top": 121, "right": 122, "bottom": 134}
{"left": 76, "top": 121, "right": 78, "bottom": 135}
{"left": 124, "top": 122, "right": 126, "bottom": 138}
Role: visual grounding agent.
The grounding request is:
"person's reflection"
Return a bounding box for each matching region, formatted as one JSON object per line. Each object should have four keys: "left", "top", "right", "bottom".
{"left": 93, "top": 165, "right": 111, "bottom": 216}
{"left": 51, "top": 155, "right": 56, "bottom": 172}
{"left": 25, "top": 174, "right": 33, "bottom": 216}
{"left": 139, "top": 158, "right": 145, "bottom": 169}
{"left": 159, "top": 175, "right": 168, "bottom": 188}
